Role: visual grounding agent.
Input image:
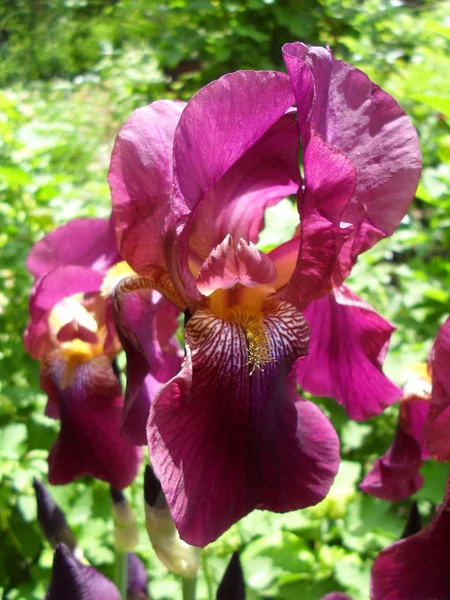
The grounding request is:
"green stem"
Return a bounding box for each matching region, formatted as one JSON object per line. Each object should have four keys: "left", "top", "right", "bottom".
{"left": 182, "top": 576, "right": 197, "bottom": 600}
{"left": 115, "top": 551, "right": 128, "bottom": 600}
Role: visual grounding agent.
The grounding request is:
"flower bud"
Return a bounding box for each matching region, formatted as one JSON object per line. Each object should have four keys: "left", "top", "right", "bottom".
{"left": 110, "top": 487, "right": 139, "bottom": 553}
{"left": 45, "top": 544, "right": 120, "bottom": 600}
{"left": 144, "top": 466, "right": 200, "bottom": 577}
{"left": 216, "top": 552, "right": 245, "bottom": 600}
{"left": 127, "top": 553, "right": 150, "bottom": 600}
{"left": 33, "top": 478, "right": 77, "bottom": 551}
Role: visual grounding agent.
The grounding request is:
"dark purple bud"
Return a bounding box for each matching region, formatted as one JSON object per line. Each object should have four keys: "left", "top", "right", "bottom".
{"left": 216, "top": 552, "right": 245, "bottom": 600}
{"left": 45, "top": 544, "right": 120, "bottom": 600}
{"left": 127, "top": 553, "right": 149, "bottom": 600}
{"left": 144, "top": 465, "right": 164, "bottom": 509}
{"left": 401, "top": 501, "right": 423, "bottom": 539}
{"left": 33, "top": 478, "right": 76, "bottom": 551}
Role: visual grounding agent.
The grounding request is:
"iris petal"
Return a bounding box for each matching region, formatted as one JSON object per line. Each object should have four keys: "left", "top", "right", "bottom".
{"left": 148, "top": 301, "right": 339, "bottom": 546}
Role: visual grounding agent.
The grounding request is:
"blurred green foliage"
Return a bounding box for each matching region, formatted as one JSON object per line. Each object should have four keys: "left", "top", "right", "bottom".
{"left": 1, "top": 0, "right": 450, "bottom": 598}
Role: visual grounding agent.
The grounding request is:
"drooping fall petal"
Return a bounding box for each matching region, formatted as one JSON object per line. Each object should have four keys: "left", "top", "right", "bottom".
{"left": 371, "top": 479, "right": 450, "bottom": 600}
{"left": 282, "top": 42, "right": 421, "bottom": 284}
{"left": 424, "top": 317, "right": 450, "bottom": 460}
{"left": 27, "top": 218, "right": 119, "bottom": 279}
{"left": 45, "top": 544, "right": 121, "bottom": 600}
{"left": 148, "top": 302, "right": 339, "bottom": 546}
{"left": 109, "top": 100, "right": 186, "bottom": 275}
{"left": 42, "top": 353, "right": 141, "bottom": 489}
{"left": 297, "top": 285, "right": 401, "bottom": 420}
{"left": 360, "top": 425, "right": 424, "bottom": 502}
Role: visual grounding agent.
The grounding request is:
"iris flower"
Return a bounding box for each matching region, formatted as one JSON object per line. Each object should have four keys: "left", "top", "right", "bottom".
{"left": 106, "top": 43, "right": 421, "bottom": 545}
{"left": 360, "top": 369, "right": 430, "bottom": 501}
{"left": 24, "top": 218, "right": 142, "bottom": 489}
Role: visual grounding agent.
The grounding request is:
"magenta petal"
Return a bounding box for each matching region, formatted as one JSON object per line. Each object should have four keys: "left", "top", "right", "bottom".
{"left": 148, "top": 303, "right": 339, "bottom": 546}
{"left": 196, "top": 235, "right": 277, "bottom": 295}
{"left": 321, "top": 594, "right": 353, "bottom": 600}
{"left": 27, "top": 218, "right": 119, "bottom": 279}
{"left": 173, "top": 70, "right": 295, "bottom": 216}
{"left": 296, "top": 285, "right": 401, "bottom": 420}
{"left": 113, "top": 288, "right": 182, "bottom": 445}
{"left": 283, "top": 42, "right": 421, "bottom": 281}
{"left": 46, "top": 544, "right": 121, "bottom": 600}
{"left": 24, "top": 266, "right": 104, "bottom": 359}
{"left": 188, "top": 113, "right": 301, "bottom": 260}
{"left": 43, "top": 354, "right": 142, "bottom": 489}
{"left": 360, "top": 425, "right": 424, "bottom": 502}
{"left": 371, "top": 480, "right": 450, "bottom": 600}
{"left": 108, "top": 100, "right": 186, "bottom": 274}
{"left": 424, "top": 318, "right": 450, "bottom": 460}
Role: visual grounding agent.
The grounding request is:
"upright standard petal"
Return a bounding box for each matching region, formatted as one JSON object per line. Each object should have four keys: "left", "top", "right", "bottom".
{"left": 42, "top": 353, "right": 141, "bottom": 489}
{"left": 283, "top": 42, "right": 421, "bottom": 282}
{"left": 148, "top": 301, "right": 339, "bottom": 546}
{"left": 26, "top": 218, "right": 119, "bottom": 279}
{"left": 170, "top": 70, "right": 296, "bottom": 306}
{"left": 24, "top": 266, "right": 104, "bottom": 359}
{"left": 371, "top": 478, "right": 450, "bottom": 600}
{"left": 424, "top": 317, "right": 450, "bottom": 460}
{"left": 296, "top": 285, "right": 401, "bottom": 420}
{"left": 188, "top": 113, "right": 301, "bottom": 261}
{"left": 109, "top": 100, "right": 186, "bottom": 275}
{"left": 45, "top": 544, "right": 121, "bottom": 600}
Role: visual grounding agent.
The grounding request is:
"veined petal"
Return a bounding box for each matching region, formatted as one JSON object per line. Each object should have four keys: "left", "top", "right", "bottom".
{"left": 196, "top": 235, "right": 277, "bottom": 296}
{"left": 148, "top": 301, "right": 339, "bottom": 546}
{"left": 26, "top": 218, "right": 119, "bottom": 279}
{"left": 371, "top": 478, "right": 450, "bottom": 600}
{"left": 42, "top": 353, "right": 142, "bottom": 489}
{"left": 24, "top": 266, "right": 104, "bottom": 359}
{"left": 283, "top": 42, "right": 421, "bottom": 281}
{"left": 108, "top": 100, "right": 186, "bottom": 275}
{"left": 296, "top": 285, "right": 401, "bottom": 420}
{"left": 424, "top": 317, "right": 450, "bottom": 461}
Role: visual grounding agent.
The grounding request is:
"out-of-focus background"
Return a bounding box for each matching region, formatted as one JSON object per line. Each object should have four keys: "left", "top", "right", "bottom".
{"left": 1, "top": 0, "right": 450, "bottom": 598}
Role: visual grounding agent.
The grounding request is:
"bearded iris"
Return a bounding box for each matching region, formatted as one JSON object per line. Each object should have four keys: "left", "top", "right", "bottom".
{"left": 24, "top": 218, "right": 142, "bottom": 489}
{"left": 105, "top": 43, "right": 421, "bottom": 546}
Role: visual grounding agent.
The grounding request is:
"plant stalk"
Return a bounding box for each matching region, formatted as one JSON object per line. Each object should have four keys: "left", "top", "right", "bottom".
{"left": 115, "top": 550, "right": 128, "bottom": 600}
{"left": 182, "top": 575, "right": 197, "bottom": 600}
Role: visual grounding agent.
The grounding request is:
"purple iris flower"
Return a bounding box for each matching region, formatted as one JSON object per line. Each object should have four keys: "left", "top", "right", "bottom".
{"left": 24, "top": 218, "right": 142, "bottom": 489}
{"left": 106, "top": 43, "right": 421, "bottom": 545}
{"left": 360, "top": 371, "right": 431, "bottom": 501}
